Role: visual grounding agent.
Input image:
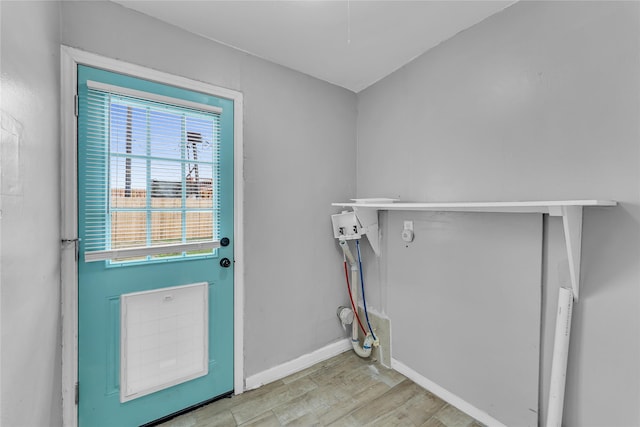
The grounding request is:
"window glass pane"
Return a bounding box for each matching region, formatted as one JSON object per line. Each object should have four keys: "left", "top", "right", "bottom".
{"left": 110, "top": 103, "right": 147, "bottom": 156}
{"left": 185, "top": 249, "right": 214, "bottom": 257}
{"left": 186, "top": 163, "right": 213, "bottom": 207}
{"left": 151, "top": 211, "right": 183, "bottom": 246}
{"left": 150, "top": 161, "right": 183, "bottom": 200}
{"left": 186, "top": 212, "right": 213, "bottom": 242}
{"left": 185, "top": 117, "right": 216, "bottom": 162}
{"left": 150, "top": 252, "right": 183, "bottom": 260}
{"left": 111, "top": 157, "right": 147, "bottom": 208}
{"left": 150, "top": 109, "right": 183, "bottom": 160}
{"left": 111, "top": 211, "right": 146, "bottom": 249}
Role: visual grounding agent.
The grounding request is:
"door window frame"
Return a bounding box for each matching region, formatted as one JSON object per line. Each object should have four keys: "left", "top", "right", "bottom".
{"left": 60, "top": 46, "right": 245, "bottom": 427}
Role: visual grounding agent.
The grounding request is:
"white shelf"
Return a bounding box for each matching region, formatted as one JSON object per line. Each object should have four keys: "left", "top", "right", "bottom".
{"left": 332, "top": 200, "right": 616, "bottom": 213}
{"left": 332, "top": 199, "right": 617, "bottom": 300}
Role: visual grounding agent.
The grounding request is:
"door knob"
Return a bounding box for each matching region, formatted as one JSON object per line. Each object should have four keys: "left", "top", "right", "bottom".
{"left": 220, "top": 258, "right": 231, "bottom": 268}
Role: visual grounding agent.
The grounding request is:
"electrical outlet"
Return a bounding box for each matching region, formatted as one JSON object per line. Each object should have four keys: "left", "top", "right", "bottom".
{"left": 402, "top": 220, "right": 414, "bottom": 242}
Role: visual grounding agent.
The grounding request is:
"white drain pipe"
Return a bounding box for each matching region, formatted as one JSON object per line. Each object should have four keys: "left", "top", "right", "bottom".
{"left": 546, "top": 287, "right": 574, "bottom": 427}
{"left": 339, "top": 240, "right": 373, "bottom": 358}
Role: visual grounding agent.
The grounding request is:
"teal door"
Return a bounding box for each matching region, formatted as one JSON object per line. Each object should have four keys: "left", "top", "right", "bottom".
{"left": 77, "top": 65, "right": 234, "bottom": 426}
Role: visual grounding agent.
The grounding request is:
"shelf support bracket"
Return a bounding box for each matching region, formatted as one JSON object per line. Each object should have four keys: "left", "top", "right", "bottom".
{"left": 549, "top": 205, "right": 583, "bottom": 300}
{"left": 353, "top": 207, "right": 381, "bottom": 256}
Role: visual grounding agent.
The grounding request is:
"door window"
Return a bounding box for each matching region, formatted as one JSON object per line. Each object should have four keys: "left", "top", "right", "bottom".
{"left": 81, "top": 82, "right": 222, "bottom": 264}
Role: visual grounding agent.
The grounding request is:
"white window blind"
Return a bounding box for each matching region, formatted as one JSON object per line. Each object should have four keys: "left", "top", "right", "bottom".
{"left": 82, "top": 81, "right": 222, "bottom": 262}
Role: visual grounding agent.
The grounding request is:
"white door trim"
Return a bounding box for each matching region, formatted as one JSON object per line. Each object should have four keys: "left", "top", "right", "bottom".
{"left": 60, "top": 46, "right": 245, "bottom": 427}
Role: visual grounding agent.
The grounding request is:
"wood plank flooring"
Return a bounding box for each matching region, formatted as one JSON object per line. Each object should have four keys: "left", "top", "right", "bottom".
{"left": 159, "top": 350, "right": 485, "bottom": 427}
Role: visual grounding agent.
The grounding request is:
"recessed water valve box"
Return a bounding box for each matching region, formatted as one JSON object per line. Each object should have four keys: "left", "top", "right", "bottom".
{"left": 331, "top": 211, "right": 363, "bottom": 240}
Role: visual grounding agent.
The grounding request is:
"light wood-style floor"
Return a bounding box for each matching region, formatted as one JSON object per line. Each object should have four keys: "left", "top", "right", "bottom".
{"left": 159, "top": 350, "right": 484, "bottom": 427}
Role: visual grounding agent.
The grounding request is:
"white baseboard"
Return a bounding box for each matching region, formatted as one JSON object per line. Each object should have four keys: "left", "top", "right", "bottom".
{"left": 391, "top": 358, "right": 507, "bottom": 427}
{"left": 244, "top": 338, "right": 351, "bottom": 391}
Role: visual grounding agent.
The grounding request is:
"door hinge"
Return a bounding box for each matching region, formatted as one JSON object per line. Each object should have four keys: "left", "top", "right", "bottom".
{"left": 75, "top": 382, "right": 79, "bottom": 405}
{"left": 74, "top": 94, "right": 79, "bottom": 117}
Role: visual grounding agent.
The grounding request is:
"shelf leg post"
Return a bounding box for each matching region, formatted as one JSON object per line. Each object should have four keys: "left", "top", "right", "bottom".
{"left": 546, "top": 287, "right": 574, "bottom": 427}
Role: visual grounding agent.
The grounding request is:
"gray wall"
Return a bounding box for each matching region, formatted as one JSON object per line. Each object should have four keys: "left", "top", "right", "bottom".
{"left": 386, "top": 212, "right": 543, "bottom": 426}
{"left": 1, "top": 2, "right": 62, "bottom": 426}
{"left": 357, "top": 1, "right": 640, "bottom": 426}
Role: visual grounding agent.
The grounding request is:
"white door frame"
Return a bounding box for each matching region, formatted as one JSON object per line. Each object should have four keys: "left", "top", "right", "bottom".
{"left": 60, "top": 46, "right": 245, "bottom": 427}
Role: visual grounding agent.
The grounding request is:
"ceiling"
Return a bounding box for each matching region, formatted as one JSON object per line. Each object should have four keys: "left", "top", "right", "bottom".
{"left": 112, "top": 1, "right": 515, "bottom": 93}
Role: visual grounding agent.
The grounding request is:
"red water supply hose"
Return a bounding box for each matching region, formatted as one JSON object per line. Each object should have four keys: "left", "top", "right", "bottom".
{"left": 344, "top": 261, "right": 367, "bottom": 335}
